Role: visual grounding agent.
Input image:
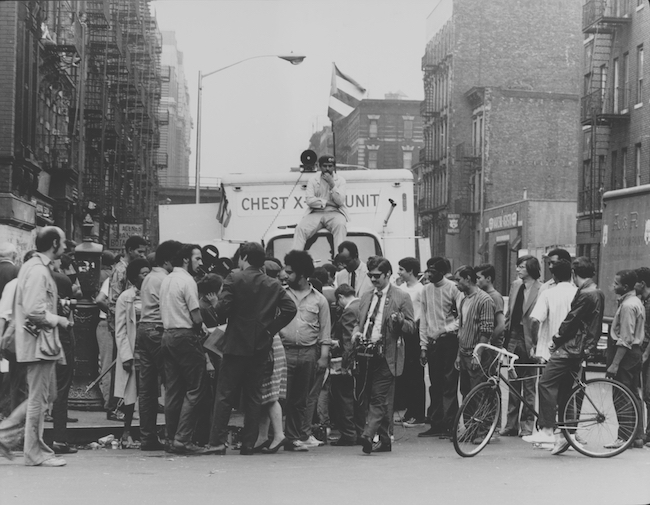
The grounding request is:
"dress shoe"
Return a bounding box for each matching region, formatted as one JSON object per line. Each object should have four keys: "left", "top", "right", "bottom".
{"left": 331, "top": 437, "right": 356, "bottom": 447}
{"left": 40, "top": 457, "right": 66, "bottom": 467}
{"left": 140, "top": 440, "right": 166, "bottom": 451}
{"left": 169, "top": 441, "right": 209, "bottom": 455}
{"left": 499, "top": 428, "right": 519, "bottom": 437}
{"left": 253, "top": 439, "right": 271, "bottom": 453}
{"left": 372, "top": 438, "right": 392, "bottom": 452}
{"left": 240, "top": 446, "right": 255, "bottom": 455}
{"left": 418, "top": 426, "right": 445, "bottom": 437}
{"left": 52, "top": 442, "right": 78, "bottom": 455}
{"left": 67, "top": 416, "right": 78, "bottom": 423}
{"left": 204, "top": 444, "right": 227, "bottom": 455}
{"left": 284, "top": 440, "right": 308, "bottom": 452}
{"left": 106, "top": 410, "right": 125, "bottom": 422}
{"left": 360, "top": 436, "right": 373, "bottom": 454}
{"left": 519, "top": 430, "right": 533, "bottom": 437}
{"left": 262, "top": 438, "right": 286, "bottom": 454}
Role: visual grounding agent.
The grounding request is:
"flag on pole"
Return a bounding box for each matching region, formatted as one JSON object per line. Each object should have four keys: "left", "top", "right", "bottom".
{"left": 328, "top": 63, "right": 367, "bottom": 121}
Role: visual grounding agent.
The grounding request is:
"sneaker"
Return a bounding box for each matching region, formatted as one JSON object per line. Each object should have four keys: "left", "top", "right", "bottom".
{"left": 40, "top": 457, "right": 66, "bottom": 467}
{"left": 603, "top": 438, "right": 625, "bottom": 449}
{"left": 550, "top": 439, "right": 569, "bottom": 455}
{"left": 402, "top": 418, "right": 425, "bottom": 428}
{"left": 299, "top": 436, "right": 324, "bottom": 448}
{"left": 632, "top": 439, "right": 645, "bottom": 449}
{"left": 522, "top": 431, "right": 555, "bottom": 444}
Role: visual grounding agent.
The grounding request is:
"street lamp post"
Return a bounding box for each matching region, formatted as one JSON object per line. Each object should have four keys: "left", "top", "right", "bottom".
{"left": 194, "top": 54, "right": 306, "bottom": 204}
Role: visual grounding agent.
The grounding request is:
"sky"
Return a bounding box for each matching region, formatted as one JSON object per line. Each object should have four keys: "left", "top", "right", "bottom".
{"left": 152, "top": 0, "right": 436, "bottom": 181}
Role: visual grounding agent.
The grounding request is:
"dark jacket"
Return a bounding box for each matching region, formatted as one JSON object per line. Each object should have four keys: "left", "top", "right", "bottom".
{"left": 354, "top": 284, "right": 416, "bottom": 377}
{"left": 215, "top": 266, "right": 296, "bottom": 356}
{"left": 554, "top": 279, "right": 604, "bottom": 358}
{"left": 0, "top": 260, "right": 19, "bottom": 299}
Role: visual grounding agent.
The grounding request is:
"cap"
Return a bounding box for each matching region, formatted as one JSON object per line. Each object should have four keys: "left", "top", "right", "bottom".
{"left": 318, "top": 155, "right": 335, "bottom": 166}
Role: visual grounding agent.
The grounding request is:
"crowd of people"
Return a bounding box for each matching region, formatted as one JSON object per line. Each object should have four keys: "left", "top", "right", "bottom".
{"left": 1, "top": 226, "right": 649, "bottom": 467}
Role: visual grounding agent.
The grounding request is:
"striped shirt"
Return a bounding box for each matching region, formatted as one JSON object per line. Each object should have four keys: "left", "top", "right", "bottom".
{"left": 458, "top": 288, "right": 495, "bottom": 350}
{"left": 419, "top": 278, "right": 462, "bottom": 349}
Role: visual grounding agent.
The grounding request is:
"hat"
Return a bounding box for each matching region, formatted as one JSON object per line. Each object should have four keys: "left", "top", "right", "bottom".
{"left": 318, "top": 155, "right": 335, "bottom": 166}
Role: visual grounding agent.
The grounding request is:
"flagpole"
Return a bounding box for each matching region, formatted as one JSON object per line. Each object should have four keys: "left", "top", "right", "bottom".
{"left": 331, "top": 119, "right": 336, "bottom": 159}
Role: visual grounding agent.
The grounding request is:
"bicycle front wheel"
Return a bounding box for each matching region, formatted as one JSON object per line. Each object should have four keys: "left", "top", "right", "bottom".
{"left": 560, "top": 378, "right": 640, "bottom": 458}
{"left": 453, "top": 382, "right": 500, "bottom": 457}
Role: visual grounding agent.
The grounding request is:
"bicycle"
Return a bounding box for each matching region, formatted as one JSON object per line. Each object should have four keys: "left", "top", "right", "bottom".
{"left": 452, "top": 343, "right": 640, "bottom": 458}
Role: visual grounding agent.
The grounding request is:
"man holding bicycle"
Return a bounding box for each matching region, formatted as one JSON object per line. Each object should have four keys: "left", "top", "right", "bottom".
{"left": 523, "top": 257, "right": 604, "bottom": 454}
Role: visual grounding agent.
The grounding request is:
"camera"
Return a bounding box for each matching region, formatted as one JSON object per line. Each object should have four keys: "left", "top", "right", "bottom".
{"left": 354, "top": 339, "right": 384, "bottom": 359}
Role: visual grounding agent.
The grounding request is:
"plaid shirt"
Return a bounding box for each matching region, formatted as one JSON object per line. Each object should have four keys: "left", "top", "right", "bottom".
{"left": 458, "top": 288, "right": 495, "bottom": 351}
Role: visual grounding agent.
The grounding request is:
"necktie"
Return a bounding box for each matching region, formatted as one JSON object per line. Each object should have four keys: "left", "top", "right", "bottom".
{"left": 364, "top": 291, "right": 383, "bottom": 341}
{"left": 350, "top": 271, "right": 356, "bottom": 290}
{"left": 510, "top": 284, "right": 525, "bottom": 330}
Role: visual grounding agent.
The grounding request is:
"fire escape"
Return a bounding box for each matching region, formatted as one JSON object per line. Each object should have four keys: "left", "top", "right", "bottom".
{"left": 420, "top": 21, "right": 452, "bottom": 256}
{"left": 580, "top": 0, "right": 631, "bottom": 242}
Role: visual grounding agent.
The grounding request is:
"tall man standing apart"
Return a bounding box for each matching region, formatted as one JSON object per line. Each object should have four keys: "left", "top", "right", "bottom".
{"left": 208, "top": 242, "right": 296, "bottom": 455}
{"left": 137, "top": 240, "right": 182, "bottom": 451}
{"left": 293, "top": 155, "right": 348, "bottom": 253}
{"left": 501, "top": 255, "right": 542, "bottom": 437}
{"left": 13, "top": 226, "right": 72, "bottom": 467}
{"left": 634, "top": 267, "right": 650, "bottom": 445}
{"left": 354, "top": 256, "right": 415, "bottom": 454}
{"left": 159, "top": 243, "right": 206, "bottom": 454}
{"left": 280, "top": 250, "right": 331, "bottom": 451}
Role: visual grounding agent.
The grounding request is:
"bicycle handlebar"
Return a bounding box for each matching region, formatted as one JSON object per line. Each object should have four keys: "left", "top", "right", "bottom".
{"left": 473, "top": 343, "right": 519, "bottom": 370}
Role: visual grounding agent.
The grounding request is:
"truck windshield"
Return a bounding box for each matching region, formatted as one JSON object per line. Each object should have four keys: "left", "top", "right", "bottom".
{"left": 267, "top": 233, "right": 382, "bottom": 265}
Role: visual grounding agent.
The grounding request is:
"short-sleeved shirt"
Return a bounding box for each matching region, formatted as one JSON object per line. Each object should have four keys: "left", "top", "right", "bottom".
{"left": 279, "top": 285, "right": 331, "bottom": 347}
{"left": 530, "top": 281, "right": 577, "bottom": 360}
{"left": 140, "top": 266, "right": 168, "bottom": 324}
{"left": 159, "top": 267, "right": 200, "bottom": 330}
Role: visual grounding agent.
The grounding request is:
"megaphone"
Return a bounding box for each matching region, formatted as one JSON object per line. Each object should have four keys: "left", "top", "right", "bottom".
{"left": 300, "top": 150, "right": 317, "bottom": 172}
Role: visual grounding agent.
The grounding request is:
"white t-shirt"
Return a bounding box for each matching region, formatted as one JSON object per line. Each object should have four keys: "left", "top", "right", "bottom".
{"left": 530, "top": 281, "right": 578, "bottom": 360}
{"left": 0, "top": 279, "right": 18, "bottom": 321}
{"left": 398, "top": 281, "right": 423, "bottom": 323}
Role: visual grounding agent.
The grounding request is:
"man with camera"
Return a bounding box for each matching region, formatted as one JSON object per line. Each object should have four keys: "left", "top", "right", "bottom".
{"left": 293, "top": 155, "right": 348, "bottom": 253}
{"left": 353, "top": 256, "right": 415, "bottom": 454}
{"left": 13, "top": 226, "right": 73, "bottom": 467}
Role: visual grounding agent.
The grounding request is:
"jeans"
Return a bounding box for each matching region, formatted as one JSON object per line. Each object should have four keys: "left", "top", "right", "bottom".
{"left": 51, "top": 330, "right": 75, "bottom": 443}
{"left": 24, "top": 361, "right": 57, "bottom": 466}
{"left": 426, "top": 335, "right": 459, "bottom": 430}
{"left": 162, "top": 328, "right": 206, "bottom": 444}
{"left": 304, "top": 360, "right": 326, "bottom": 436}
{"left": 137, "top": 323, "right": 165, "bottom": 444}
{"left": 285, "top": 345, "right": 318, "bottom": 441}
{"left": 503, "top": 335, "right": 537, "bottom": 434}
{"left": 608, "top": 344, "right": 643, "bottom": 441}
{"left": 209, "top": 351, "right": 269, "bottom": 449}
{"left": 538, "top": 355, "right": 581, "bottom": 430}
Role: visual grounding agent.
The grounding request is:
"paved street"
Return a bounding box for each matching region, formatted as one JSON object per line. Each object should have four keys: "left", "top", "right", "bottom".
{"left": 2, "top": 428, "right": 649, "bottom": 505}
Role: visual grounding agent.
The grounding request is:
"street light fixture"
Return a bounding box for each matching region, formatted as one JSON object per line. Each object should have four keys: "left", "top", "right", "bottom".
{"left": 194, "top": 54, "right": 306, "bottom": 204}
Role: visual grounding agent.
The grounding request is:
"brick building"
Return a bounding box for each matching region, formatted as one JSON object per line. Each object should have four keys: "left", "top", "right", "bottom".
{"left": 419, "top": 0, "right": 582, "bottom": 292}
{"left": 158, "top": 30, "right": 192, "bottom": 188}
{"left": 0, "top": 0, "right": 163, "bottom": 256}
{"left": 332, "top": 96, "right": 423, "bottom": 170}
{"left": 578, "top": 0, "right": 650, "bottom": 273}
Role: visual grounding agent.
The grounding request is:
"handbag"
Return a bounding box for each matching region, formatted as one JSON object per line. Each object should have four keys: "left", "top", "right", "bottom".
{"left": 25, "top": 320, "right": 61, "bottom": 358}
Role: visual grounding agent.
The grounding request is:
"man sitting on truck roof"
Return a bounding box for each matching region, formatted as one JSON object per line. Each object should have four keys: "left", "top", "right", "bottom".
{"left": 292, "top": 155, "right": 348, "bottom": 254}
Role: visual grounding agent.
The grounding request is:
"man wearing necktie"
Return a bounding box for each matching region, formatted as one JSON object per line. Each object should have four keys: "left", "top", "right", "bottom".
{"left": 501, "top": 255, "right": 542, "bottom": 437}
{"left": 352, "top": 257, "right": 415, "bottom": 454}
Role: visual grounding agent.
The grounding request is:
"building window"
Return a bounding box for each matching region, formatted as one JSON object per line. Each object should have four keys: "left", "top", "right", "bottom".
{"left": 635, "top": 143, "right": 642, "bottom": 186}
{"left": 472, "top": 115, "right": 483, "bottom": 157}
{"left": 403, "top": 151, "right": 412, "bottom": 170}
{"left": 637, "top": 45, "right": 643, "bottom": 104}
{"left": 610, "top": 150, "right": 618, "bottom": 189}
{"left": 613, "top": 58, "right": 620, "bottom": 113}
{"left": 404, "top": 119, "right": 413, "bottom": 139}
{"left": 369, "top": 119, "right": 378, "bottom": 138}
{"left": 622, "top": 147, "right": 628, "bottom": 188}
{"left": 368, "top": 150, "right": 378, "bottom": 169}
{"left": 623, "top": 52, "right": 629, "bottom": 109}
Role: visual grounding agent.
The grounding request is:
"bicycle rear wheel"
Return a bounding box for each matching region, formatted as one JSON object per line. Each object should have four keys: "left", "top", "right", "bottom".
{"left": 453, "top": 382, "right": 500, "bottom": 457}
{"left": 560, "top": 378, "right": 640, "bottom": 458}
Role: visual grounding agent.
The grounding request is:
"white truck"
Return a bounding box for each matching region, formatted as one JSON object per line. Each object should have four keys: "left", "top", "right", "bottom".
{"left": 159, "top": 168, "right": 421, "bottom": 269}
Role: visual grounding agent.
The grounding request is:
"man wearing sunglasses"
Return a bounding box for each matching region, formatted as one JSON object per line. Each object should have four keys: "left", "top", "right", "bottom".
{"left": 353, "top": 257, "right": 415, "bottom": 454}
{"left": 293, "top": 155, "right": 348, "bottom": 254}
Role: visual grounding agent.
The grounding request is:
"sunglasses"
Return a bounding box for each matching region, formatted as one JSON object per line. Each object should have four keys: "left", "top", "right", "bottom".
{"left": 367, "top": 272, "right": 383, "bottom": 279}
{"left": 321, "top": 164, "right": 334, "bottom": 168}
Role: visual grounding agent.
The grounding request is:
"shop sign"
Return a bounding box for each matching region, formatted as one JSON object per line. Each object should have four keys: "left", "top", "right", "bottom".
{"left": 447, "top": 213, "right": 460, "bottom": 235}
{"left": 488, "top": 211, "right": 518, "bottom": 232}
